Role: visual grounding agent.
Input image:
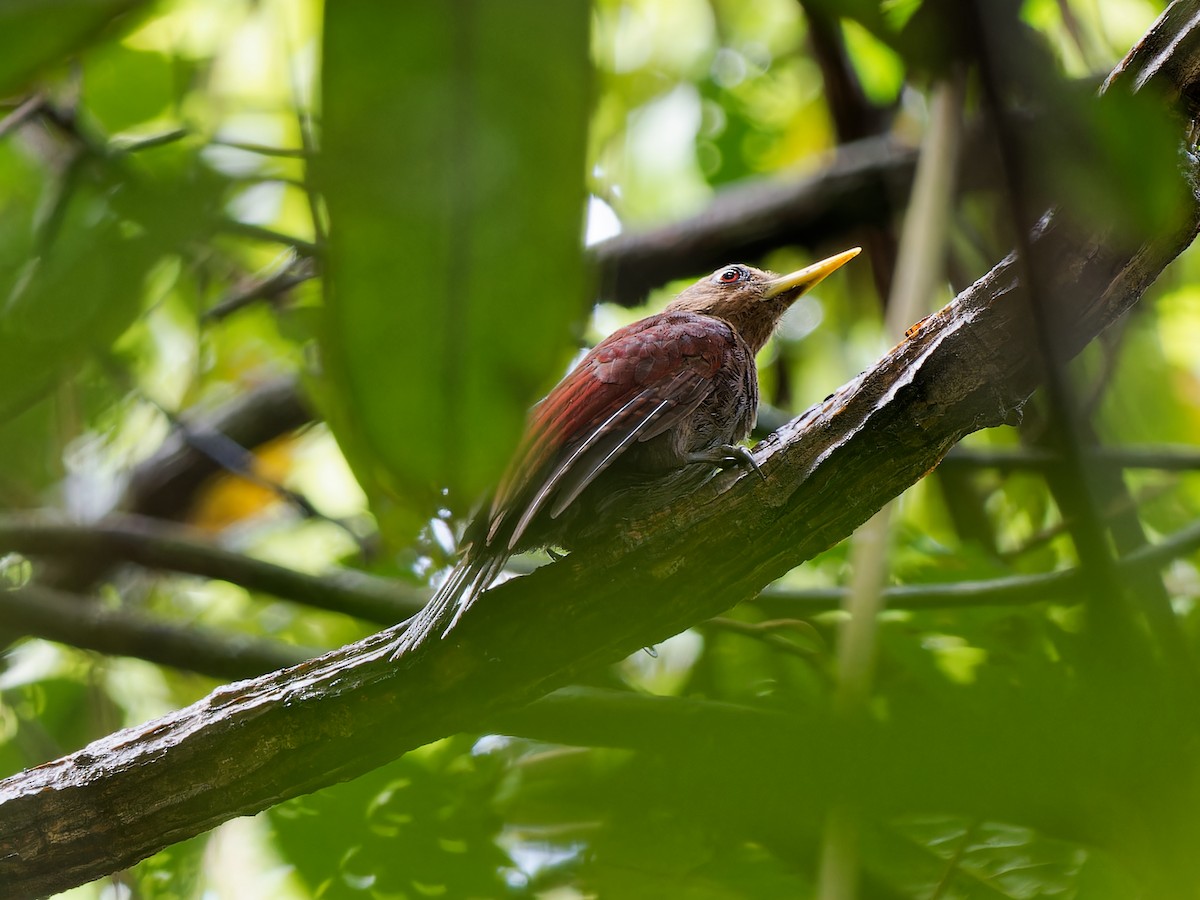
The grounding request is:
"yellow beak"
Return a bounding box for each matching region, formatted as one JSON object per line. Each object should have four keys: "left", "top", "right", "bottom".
{"left": 763, "top": 247, "right": 861, "bottom": 299}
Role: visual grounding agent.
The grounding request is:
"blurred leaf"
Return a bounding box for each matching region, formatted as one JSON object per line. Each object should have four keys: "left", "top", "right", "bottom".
{"left": 0, "top": 0, "right": 150, "bottom": 94}
{"left": 1033, "top": 84, "right": 1189, "bottom": 240}
{"left": 865, "top": 817, "right": 1088, "bottom": 899}
{"left": 318, "top": 1, "right": 591, "bottom": 535}
{"left": 269, "top": 739, "right": 521, "bottom": 898}
{"left": 841, "top": 17, "right": 907, "bottom": 105}
{"left": 0, "top": 399, "right": 63, "bottom": 498}
{"left": 498, "top": 742, "right": 818, "bottom": 898}
{"left": 0, "top": 143, "right": 224, "bottom": 418}
{"left": 0, "top": 676, "right": 99, "bottom": 778}
{"left": 128, "top": 832, "right": 208, "bottom": 900}
{"left": 82, "top": 43, "right": 176, "bottom": 133}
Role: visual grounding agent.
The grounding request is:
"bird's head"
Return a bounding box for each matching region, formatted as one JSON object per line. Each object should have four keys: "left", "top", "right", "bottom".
{"left": 666, "top": 247, "right": 861, "bottom": 353}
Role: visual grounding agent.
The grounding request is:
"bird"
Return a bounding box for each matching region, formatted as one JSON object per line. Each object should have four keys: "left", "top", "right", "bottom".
{"left": 390, "top": 247, "right": 860, "bottom": 658}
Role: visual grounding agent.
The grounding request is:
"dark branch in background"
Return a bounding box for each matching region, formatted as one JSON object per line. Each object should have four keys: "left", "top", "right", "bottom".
{"left": 1034, "top": 416, "right": 1174, "bottom": 613}
{"left": 940, "top": 444, "right": 1200, "bottom": 471}
{"left": 291, "top": 66, "right": 328, "bottom": 255}
{"left": 758, "top": 514, "right": 1200, "bottom": 615}
{"left": 1002, "top": 482, "right": 1173, "bottom": 563}
{"left": 37, "top": 378, "right": 318, "bottom": 597}
{"left": 703, "top": 616, "right": 823, "bottom": 660}
{"left": 0, "top": 583, "right": 309, "bottom": 681}
{"left": 592, "top": 135, "right": 917, "bottom": 307}
{"left": 0, "top": 514, "right": 421, "bottom": 623}
{"left": 481, "top": 685, "right": 803, "bottom": 753}
{"left": 799, "top": 0, "right": 899, "bottom": 303}
{"left": 0, "top": 511, "right": 417, "bottom": 681}
{"left": 800, "top": 3, "right": 892, "bottom": 140}
{"left": 129, "top": 390, "right": 365, "bottom": 564}
{"left": 590, "top": 107, "right": 1086, "bottom": 309}
{"left": 776, "top": 2, "right": 898, "bottom": 421}
{"left": 11, "top": 508, "right": 1200, "bottom": 681}
{"left": 2, "top": 3, "right": 1198, "bottom": 890}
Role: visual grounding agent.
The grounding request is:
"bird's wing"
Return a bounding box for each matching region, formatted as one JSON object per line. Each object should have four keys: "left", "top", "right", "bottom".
{"left": 486, "top": 313, "right": 736, "bottom": 550}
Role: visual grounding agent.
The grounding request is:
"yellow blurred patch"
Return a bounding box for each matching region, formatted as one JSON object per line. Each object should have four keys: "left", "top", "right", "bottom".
{"left": 187, "top": 435, "right": 297, "bottom": 532}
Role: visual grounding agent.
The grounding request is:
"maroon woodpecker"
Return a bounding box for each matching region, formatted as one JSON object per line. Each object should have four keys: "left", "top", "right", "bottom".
{"left": 391, "top": 248, "right": 860, "bottom": 657}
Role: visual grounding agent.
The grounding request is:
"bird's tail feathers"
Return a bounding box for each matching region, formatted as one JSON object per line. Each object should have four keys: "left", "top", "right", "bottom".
{"left": 389, "top": 552, "right": 508, "bottom": 660}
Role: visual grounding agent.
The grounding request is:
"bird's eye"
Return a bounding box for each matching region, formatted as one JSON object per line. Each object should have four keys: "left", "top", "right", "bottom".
{"left": 716, "top": 267, "right": 743, "bottom": 284}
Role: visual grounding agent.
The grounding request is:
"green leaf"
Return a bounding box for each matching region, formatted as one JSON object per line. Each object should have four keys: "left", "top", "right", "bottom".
{"left": 82, "top": 43, "right": 176, "bottom": 133}
{"left": 318, "top": 1, "right": 591, "bottom": 534}
{"left": 0, "top": 0, "right": 151, "bottom": 95}
{"left": 1032, "top": 83, "right": 1189, "bottom": 241}
{"left": 129, "top": 832, "right": 209, "bottom": 900}
{"left": 0, "top": 144, "right": 224, "bottom": 418}
{"left": 268, "top": 740, "right": 519, "bottom": 898}
{"left": 874, "top": 817, "right": 1088, "bottom": 899}
{"left": 0, "top": 676, "right": 97, "bottom": 779}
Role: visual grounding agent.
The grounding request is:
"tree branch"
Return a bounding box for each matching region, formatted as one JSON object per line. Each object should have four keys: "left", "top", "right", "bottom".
{"left": 0, "top": 584, "right": 309, "bottom": 681}
{"left": 758, "top": 514, "right": 1200, "bottom": 614}
{"left": 3, "top": 5, "right": 1200, "bottom": 896}
{"left": 0, "top": 513, "right": 421, "bottom": 624}
{"left": 940, "top": 444, "right": 1200, "bottom": 472}
{"left": 591, "top": 134, "right": 921, "bottom": 307}
{"left": 589, "top": 109, "right": 1051, "bottom": 307}
{"left": 10, "top": 510, "right": 1200, "bottom": 684}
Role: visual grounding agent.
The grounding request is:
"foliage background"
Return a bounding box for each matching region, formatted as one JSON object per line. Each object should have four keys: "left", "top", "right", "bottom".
{"left": 1, "top": 0, "right": 1198, "bottom": 897}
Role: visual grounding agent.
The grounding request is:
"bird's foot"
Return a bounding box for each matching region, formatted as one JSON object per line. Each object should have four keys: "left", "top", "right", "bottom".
{"left": 688, "top": 444, "right": 765, "bottom": 481}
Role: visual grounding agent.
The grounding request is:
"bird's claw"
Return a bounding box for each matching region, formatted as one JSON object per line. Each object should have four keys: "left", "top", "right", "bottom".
{"left": 728, "top": 446, "right": 766, "bottom": 481}
{"left": 693, "top": 444, "right": 765, "bottom": 480}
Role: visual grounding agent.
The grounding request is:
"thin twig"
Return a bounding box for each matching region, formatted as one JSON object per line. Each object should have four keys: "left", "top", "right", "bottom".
{"left": 139, "top": 394, "right": 368, "bottom": 560}
{"left": 208, "top": 137, "right": 310, "bottom": 158}
{"left": 703, "top": 616, "right": 824, "bottom": 659}
{"left": 0, "top": 94, "right": 45, "bottom": 140}
{"left": 998, "top": 481, "right": 1175, "bottom": 563}
{"left": 287, "top": 27, "right": 327, "bottom": 253}
{"left": 123, "top": 377, "right": 312, "bottom": 519}
{"left": 220, "top": 220, "right": 320, "bottom": 256}
{"left": 111, "top": 127, "right": 190, "bottom": 153}
{"left": 202, "top": 257, "right": 317, "bottom": 322}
